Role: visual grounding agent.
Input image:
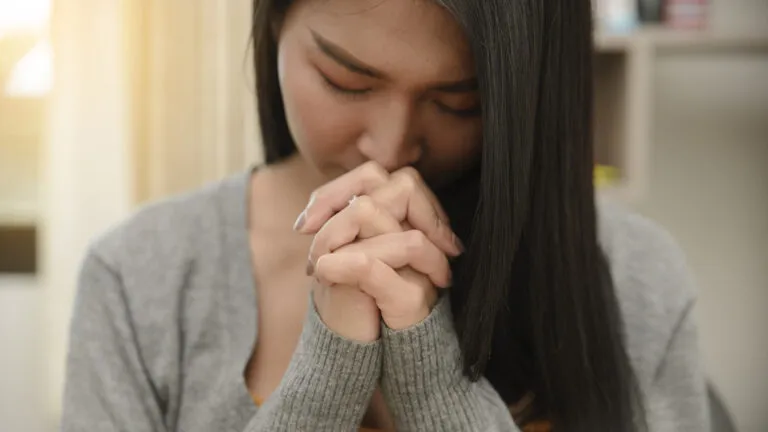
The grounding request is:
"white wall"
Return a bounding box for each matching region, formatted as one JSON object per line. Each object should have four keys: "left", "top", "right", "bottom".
{"left": 41, "top": 0, "right": 134, "bottom": 426}
{"left": 0, "top": 277, "right": 47, "bottom": 432}
{"left": 633, "top": 2, "right": 768, "bottom": 431}
{"left": 636, "top": 55, "right": 768, "bottom": 431}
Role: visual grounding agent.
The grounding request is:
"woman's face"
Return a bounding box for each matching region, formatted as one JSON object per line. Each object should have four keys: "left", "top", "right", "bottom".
{"left": 276, "top": 0, "right": 483, "bottom": 186}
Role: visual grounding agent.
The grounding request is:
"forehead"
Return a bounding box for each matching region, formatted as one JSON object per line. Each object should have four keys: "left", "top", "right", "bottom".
{"left": 287, "top": 0, "right": 474, "bottom": 81}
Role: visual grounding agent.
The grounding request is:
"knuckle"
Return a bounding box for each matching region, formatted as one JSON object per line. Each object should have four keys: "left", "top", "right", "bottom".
{"left": 405, "top": 229, "right": 428, "bottom": 251}
{"left": 358, "top": 257, "right": 380, "bottom": 287}
{"left": 398, "top": 166, "right": 421, "bottom": 182}
{"left": 393, "top": 170, "right": 418, "bottom": 194}
{"left": 363, "top": 264, "right": 379, "bottom": 287}
{"left": 363, "top": 161, "right": 389, "bottom": 182}
{"left": 352, "top": 252, "right": 374, "bottom": 274}
{"left": 351, "top": 195, "right": 376, "bottom": 218}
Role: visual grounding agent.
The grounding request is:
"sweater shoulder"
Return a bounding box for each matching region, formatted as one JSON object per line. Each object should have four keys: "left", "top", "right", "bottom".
{"left": 597, "top": 199, "right": 698, "bottom": 382}
{"left": 88, "top": 174, "right": 247, "bottom": 275}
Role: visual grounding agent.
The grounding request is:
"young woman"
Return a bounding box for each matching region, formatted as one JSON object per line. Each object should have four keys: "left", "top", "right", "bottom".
{"left": 62, "top": 0, "right": 709, "bottom": 430}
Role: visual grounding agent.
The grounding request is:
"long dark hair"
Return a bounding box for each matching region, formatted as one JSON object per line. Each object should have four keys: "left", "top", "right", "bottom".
{"left": 251, "top": 1, "right": 646, "bottom": 430}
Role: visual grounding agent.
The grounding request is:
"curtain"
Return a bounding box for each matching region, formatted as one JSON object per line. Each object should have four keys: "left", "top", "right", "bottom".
{"left": 126, "top": 0, "right": 260, "bottom": 203}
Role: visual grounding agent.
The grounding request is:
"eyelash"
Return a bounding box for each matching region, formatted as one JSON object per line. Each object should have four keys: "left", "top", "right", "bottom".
{"left": 319, "top": 71, "right": 481, "bottom": 118}
{"left": 434, "top": 101, "right": 481, "bottom": 118}
{"left": 319, "top": 73, "right": 371, "bottom": 99}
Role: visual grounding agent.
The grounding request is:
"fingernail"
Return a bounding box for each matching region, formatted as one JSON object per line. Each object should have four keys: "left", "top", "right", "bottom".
{"left": 453, "top": 234, "right": 465, "bottom": 254}
{"left": 293, "top": 210, "right": 307, "bottom": 232}
{"left": 305, "top": 259, "right": 315, "bottom": 276}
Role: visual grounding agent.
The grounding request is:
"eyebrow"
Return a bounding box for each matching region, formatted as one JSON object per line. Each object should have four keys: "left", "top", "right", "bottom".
{"left": 312, "top": 30, "right": 386, "bottom": 79}
{"left": 311, "top": 30, "right": 478, "bottom": 93}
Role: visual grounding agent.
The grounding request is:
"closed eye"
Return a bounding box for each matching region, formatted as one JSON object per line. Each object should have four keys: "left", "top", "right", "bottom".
{"left": 433, "top": 100, "right": 481, "bottom": 118}
{"left": 318, "top": 71, "right": 371, "bottom": 97}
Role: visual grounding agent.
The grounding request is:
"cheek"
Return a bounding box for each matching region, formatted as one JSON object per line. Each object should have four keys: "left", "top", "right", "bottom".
{"left": 278, "top": 50, "right": 363, "bottom": 168}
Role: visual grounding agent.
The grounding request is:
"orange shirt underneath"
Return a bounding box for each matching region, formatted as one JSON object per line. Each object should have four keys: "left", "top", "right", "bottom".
{"left": 250, "top": 394, "right": 551, "bottom": 432}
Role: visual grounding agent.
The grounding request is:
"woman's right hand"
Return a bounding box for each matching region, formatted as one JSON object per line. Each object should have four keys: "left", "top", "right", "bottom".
{"left": 299, "top": 163, "right": 460, "bottom": 342}
{"left": 309, "top": 193, "right": 403, "bottom": 342}
{"left": 312, "top": 278, "right": 382, "bottom": 343}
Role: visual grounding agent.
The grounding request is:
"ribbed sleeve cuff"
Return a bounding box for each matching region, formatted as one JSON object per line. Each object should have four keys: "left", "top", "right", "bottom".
{"left": 380, "top": 295, "right": 486, "bottom": 430}
{"left": 265, "top": 296, "right": 382, "bottom": 430}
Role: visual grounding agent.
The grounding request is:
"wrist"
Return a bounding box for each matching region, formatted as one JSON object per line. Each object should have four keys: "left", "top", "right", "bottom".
{"left": 313, "top": 284, "right": 381, "bottom": 342}
{"left": 381, "top": 295, "right": 463, "bottom": 395}
{"left": 380, "top": 287, "right": 439, "bottom": 331}
{"left": 267, "top": 294, "right": 383, "bottom": 429}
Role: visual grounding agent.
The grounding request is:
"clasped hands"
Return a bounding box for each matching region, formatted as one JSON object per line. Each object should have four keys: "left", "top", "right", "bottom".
{"left": 294, "top": 162, "right": 464, "bottom": 342}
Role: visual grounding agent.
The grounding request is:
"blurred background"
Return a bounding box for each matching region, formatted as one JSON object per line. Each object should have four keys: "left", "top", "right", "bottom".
{"left": 0, "top": 0, "right": 765, "bottom": 430}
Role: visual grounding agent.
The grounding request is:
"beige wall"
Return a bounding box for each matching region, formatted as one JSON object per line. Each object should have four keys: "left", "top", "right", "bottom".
{"left": 41, "top": 0, "right": 136, "bottom": 424}
{"left": 636, "top": 57, "right": 768, "bottom": 431}
{"left": 634, "top": 1, "right": 768, "bottom": 430}
{"left": 0, "top": 98, "right": 43, "bottom": 223}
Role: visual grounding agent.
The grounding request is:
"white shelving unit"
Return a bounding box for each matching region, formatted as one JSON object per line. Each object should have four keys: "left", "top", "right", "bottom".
{"left": 593, "top": 27, "right": 768, "bottom": 202}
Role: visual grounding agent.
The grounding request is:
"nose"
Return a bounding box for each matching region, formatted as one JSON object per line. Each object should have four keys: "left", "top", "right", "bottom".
{"left": 357, "top": 98, "right": 423, "bottom": 172}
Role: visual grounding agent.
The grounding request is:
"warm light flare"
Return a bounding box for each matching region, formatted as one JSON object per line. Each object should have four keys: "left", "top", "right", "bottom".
{"left": 0, "top": 0, "right": 52, "bottom": 96}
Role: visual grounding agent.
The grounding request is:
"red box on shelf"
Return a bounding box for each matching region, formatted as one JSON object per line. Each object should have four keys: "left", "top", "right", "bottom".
{"left": 664, "top": 0, "right": 709, "bottom": 30}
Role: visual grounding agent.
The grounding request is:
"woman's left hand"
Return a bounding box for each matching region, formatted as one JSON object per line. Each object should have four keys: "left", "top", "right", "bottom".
{"left": 296, "top": 162, "right": 463, "bottom": 330}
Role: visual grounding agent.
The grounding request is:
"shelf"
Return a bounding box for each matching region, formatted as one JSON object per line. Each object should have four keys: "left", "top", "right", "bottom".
{"left": 595, "top": 27, "right": 768, "bottom": 53}
{"left": 0, "top": 224, "right": 37, "bottom": 274}
{"left": 646, "top": 29, "right": 768, "bottom": 52}
{"left": 595, "top": 31, "right": 637, "bottom": 52}
{"left": 592, "top": 26, "right": 768, "bottom": 204}
{"left": 0, "top": 203, "right": 38, "bottom": 226}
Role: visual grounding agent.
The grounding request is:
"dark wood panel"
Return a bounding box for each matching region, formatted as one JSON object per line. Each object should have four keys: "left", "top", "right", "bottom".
{"left": 0, "top": 225, "right": 37, "bottom": 274}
